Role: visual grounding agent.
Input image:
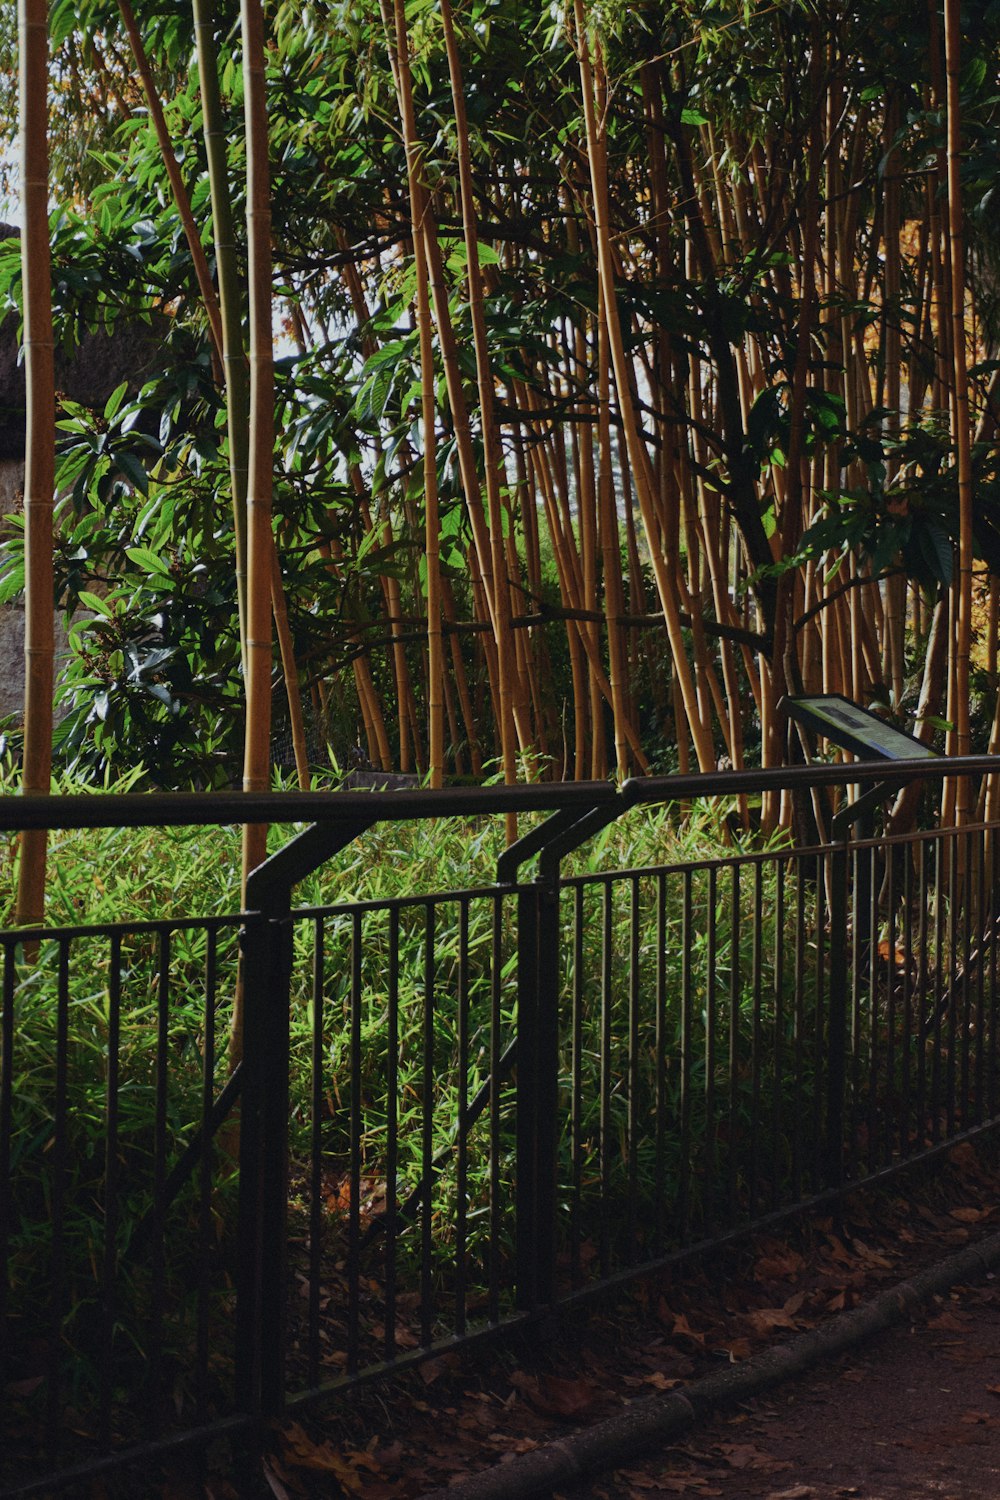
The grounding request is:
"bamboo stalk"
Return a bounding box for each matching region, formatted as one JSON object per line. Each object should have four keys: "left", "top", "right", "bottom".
{"left": 118, "top": 0, "right": 224, "bottom": 373}
{"left": 238, "top": 0, "right": 274, "bottom": 946}
{"left": 15, "top": 0, "right": 55, "bottom": 930}
{"left": 441, "top": 0, "right": 534, "bottom": 787}
{"left": 944, "top": 0, "right": 974, "bottom": 828}
{"left": 575, "top": 9, "right": 714, "bottom": 771}
{"left": 192, "top": 0, "right": 249, "bottom": 662}
{"left": 391, "top": 0, "right": 444, "bottom": 787}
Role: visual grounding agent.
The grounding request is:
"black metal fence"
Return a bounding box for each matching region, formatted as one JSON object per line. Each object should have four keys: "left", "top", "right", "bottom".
{"left": 2, "top": 759, "right": 1000, "bottom": 1494}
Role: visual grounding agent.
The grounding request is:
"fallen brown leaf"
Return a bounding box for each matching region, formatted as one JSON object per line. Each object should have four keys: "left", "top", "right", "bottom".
{"left": 744, "top": 1306, "right": 801, "bottom": 1334}
{"left": 714, "top": 1441, "right": 776, "bottom": 1470}
{"left": 671, "top": 1312, "right": 708, "bottom": 1347}
{"left": 509, "top": 1370, "right": 602, "bottom": 1420}
{"left": 754, "top": 1250, "right": 806, "bottom": 1281}
{"left": 419, "top": 1353, "right": 461, "bottom": 1386}
{"left": 650, "top": 1478, "right": 721, "bottom": 1495}
{"left": 279, "top": 1423, "right": 383, "bottom": 1489}
{"left": 927, "top": 1310, "right": 968, "bottom": 1333}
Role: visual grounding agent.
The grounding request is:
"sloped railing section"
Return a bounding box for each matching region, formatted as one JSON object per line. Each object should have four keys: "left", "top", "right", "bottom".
{"left": 2, "top": 762, "right": 1000, "bottom": 1493}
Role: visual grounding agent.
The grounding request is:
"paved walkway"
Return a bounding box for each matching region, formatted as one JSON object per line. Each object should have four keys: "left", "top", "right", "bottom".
{"left": 563, "top": 1277, "right": 1000, "bottom": 1500}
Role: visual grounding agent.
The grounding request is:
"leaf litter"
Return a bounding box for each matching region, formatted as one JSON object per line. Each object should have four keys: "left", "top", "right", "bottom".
{"left": 125, "top": 1140, "right": 1000, "bottom": 1499}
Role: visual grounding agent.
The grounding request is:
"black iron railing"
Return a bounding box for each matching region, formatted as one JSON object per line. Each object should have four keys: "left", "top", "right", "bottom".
{"left": 2, "top": 757, "right": 1000, "bottom": 1495}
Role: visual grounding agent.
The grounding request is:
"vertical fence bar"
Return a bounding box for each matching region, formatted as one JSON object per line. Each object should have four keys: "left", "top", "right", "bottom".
{"left": 974, "top": 828, "right": 986, "bottom": 1124}
{"left": 515, "top": 873, "right": 560, "bottom": 1309}
{"left": 420, "top": 904, "right": 436, "bottom": 1346}
{"left": 826, "top": 835, "right": 849, "bottom": 1191}
{"left": 571, "top": 885, "right": 584, "bottom": 1282}
{"left": 749, "top": 862, "right": 763, "bottom": 1216}
{"left": 627, "top": 877, "right": 640, "bottom": 1258}
{"left": 262, "top": 906, "right": 292, "bottom": 1417}
{"left": 488, "top": 895, "right": 502, "bottom": 1324}
{"left": 235, "top": 913, "right": 263, "bottom": 1419}
{"left": 916, "top": 839, "right": 929, "bottom": 1147}
{"left": 535, "top": 877, "right": 560, "bottom": 1303}
{"left": 813, "top": 856, "right": 826, "bottom": 1192}
{"left": 884, "top": 842, "right": 897, "bottom": 1168}
{"left": 866, "top": 842, "right": 879, "bottom": 1175}
{"left": 771, "top": 857, "right": 785, "bottom": 1210}
{"left": 704, "top": 865, "right": 718, "bottom": 1235}
{"left": 99, "top": 931, "right": 122, "bottom": 1447}
{"left": 150, "top": 929, "right": 170, "bottom": 1429}
{"left": 0, "top": 941, "right": 14, "bottom": 1384}
{"left": 47, "top": 938, "right": 70, "bottom": 1444}
{"left": 195, "top": 927, "right": 217, "bottom": 1418}
{"left": 728, "top": 863, "right": 741, "bottom": 1222}
{"left": 308, "top": 917, "right": 324, "bottom": 1386}
{"left": 679, "top": 870, "right": 692, "bottom": 1242}
{"left": 931, "top": 832, "right": 944, "bottom": 1145}
{"left": 901, "top": 847, "right": 913, "bottom": 1161}
{"left": 960, "top": 829, "right": 973, "bottom": 1125}
{"left": 599, "top": 882, "right": 613, "bottom": 1275}
{"left": 849, "top": 833, "right": 863, "bottom": 1182}
{"left": 515, "top": 881, "right": 538, "bottom": 1308}
{"left": 792, "top": 858, "right": 805, "bottom": 1200}
{"left": 385, "top": 905, "right": 399, "bottom": 1357}
{"left": 350, "top": 909, "right": 364, "bottom": 1366}
{"left": 989, "top": 830, "right": 999, "bottom": 1120}
{"left": 655, "top": 872, "right": 667, "bottom": 1253}
{"left": 946, "top": 832, "right": 958, "bottom": 1137}
{"left": 456, "top": 897, "right": 470, "bottom": 1337}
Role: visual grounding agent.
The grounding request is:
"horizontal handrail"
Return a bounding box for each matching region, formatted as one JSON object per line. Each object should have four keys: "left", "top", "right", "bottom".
{"left": 0, "top": 753, "right": 993, "bottom": 832}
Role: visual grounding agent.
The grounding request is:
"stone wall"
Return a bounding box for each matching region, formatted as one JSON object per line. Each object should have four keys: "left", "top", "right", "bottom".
{"left": 0, "top": 459, "right": 73, "bottom": 723}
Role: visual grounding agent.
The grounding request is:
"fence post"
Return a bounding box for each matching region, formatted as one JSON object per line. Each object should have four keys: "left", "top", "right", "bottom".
{"left": 825, "top": 830, "right": 850, "bottom": 1190}
{"left": 515, "top": 872, "right": 560, "bottom": 1309}
{"left": 236, "top": 877, "right": 292, "bottom": 1422}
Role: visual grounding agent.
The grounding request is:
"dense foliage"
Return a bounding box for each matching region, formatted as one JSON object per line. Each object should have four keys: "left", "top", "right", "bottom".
{"left": 3, "top": 0, "right": 1000, "bottom": 796}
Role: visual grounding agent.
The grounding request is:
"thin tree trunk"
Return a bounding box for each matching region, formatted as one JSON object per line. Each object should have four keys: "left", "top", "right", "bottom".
{"left": 15, "top": 0, "right": 55, "bottom": 929}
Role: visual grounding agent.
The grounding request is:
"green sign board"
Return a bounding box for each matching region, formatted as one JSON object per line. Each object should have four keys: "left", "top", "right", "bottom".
{"left": 784, "top": 695, "right": 938, "bottom": 762}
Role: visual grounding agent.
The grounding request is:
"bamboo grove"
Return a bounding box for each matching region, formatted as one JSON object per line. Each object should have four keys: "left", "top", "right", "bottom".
{"left": 4, "top": 0, "right": 1000, "bottom": 865}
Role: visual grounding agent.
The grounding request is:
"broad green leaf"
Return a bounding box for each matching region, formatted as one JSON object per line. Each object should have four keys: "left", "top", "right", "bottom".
{"left": 78, "top": 590, "right": 112, "bottom": 617}
{"left": 125, "top": 546, "right": 171, "bottom": 577}
{"left": 0, "top": 562, "right": 25, "bottom": 604}
{"left": 103, "top": 382, "right": 129, "bottom": 422}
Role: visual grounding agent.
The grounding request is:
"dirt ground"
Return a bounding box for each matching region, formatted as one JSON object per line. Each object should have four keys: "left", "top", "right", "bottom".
{"left": 562, "top": 1278, "right": 1000, "bottom": 1500}
{"left": 247, "top": 1140, "right": 1000, "bottom": 1500}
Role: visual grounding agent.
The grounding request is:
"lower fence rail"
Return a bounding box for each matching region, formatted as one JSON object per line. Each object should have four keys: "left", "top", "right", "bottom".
{"left": 2, "top": 772, "right": 1000, "bottom": 1493}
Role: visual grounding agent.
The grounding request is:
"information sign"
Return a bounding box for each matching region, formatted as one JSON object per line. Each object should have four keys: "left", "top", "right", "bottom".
{"left": 783, "top": 694, "right": 939, "bottom": 762}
